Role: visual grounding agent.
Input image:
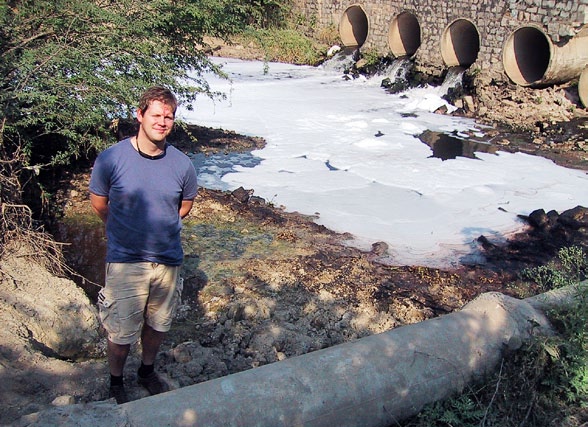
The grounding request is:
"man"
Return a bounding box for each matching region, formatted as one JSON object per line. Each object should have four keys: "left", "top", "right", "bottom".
{"left": 89, "top": 86, "right": 198, "bottom": 404}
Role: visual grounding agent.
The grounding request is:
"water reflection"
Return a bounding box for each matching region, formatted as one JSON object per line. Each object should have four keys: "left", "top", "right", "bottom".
{"left": 191, "top": 151, "right": 261, "bottom": 190}
{"left": 418, "top": 130, "right": 498, "bottom": 160}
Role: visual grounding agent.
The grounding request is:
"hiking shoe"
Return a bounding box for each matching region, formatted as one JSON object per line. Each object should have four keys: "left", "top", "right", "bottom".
{"left": 137, "top": 371, "right": 168, "bottom": 395}
{"left": 108, "top": 384, "right": 129, "bottom": 404}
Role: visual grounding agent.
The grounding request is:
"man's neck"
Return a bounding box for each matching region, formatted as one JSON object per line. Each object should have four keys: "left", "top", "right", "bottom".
{"left": 133, "top": 136, "right": 166, "bottom": 159}
{"left": 134, "top": 136, "right": 165, "bottom": 156}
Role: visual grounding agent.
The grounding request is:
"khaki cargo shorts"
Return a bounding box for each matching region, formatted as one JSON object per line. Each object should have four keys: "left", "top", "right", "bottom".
{"left": 97, "top": 262, "right": 183, "bottom": 345}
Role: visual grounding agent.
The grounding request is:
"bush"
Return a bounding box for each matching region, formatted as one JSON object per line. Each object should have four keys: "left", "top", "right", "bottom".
{"left": 241, "top": 27, "right": 327, "bottom": 65}
{"left": 0, "top": 0, "right": 274, "bottom": 248}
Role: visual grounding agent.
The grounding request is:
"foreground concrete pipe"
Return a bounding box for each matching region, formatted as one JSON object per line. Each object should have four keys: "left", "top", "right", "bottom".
{"left": 526, "top": 281, "right": 588, "bottom": 312}
{"left": 339, "top": 4, "right": 369, "bottom": 48}
{"left": 440, "top": 18, "right": 480, "bottom": 68}
{"left": 503, "top": 25, "right": 588, "bottom": 87}
{"left": 388, "top": 12, "right": 421, "bottom": 58}
{"left": 579, "top": 66, "right": 588, "bottom": 108}
{"left": 19, "top": 290, "right": 563, "bottom": 427}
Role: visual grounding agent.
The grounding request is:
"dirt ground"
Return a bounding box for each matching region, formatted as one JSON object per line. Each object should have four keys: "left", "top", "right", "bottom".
{"left": 2, "top": 39, "right": 588, "bottom": 425}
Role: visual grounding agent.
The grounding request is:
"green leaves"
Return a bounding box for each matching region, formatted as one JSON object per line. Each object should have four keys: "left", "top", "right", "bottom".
{"left": 0, "top": 0, "right": 237, "bottom": 170}
{"left": 0, "top": 0, "right": 301, "bottom": 214}
{"left": 522, "top": 246, "right": 588, "bottom": 292}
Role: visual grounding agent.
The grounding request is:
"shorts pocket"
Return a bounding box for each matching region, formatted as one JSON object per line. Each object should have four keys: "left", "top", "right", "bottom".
{"left": 97, "top": 288, "right": 120, "bottom": 335}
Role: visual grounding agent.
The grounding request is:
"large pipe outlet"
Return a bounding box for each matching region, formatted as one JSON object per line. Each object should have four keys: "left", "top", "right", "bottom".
{"left": 440, "top": 18, "right": 480, "bottom": 68}
{"left": 19, "top": 291, "right": 558, "bottom": 426}
{"left": 503, "top": 25, "right": 588, "bottom": 87}
{"left": 388, "top": 12, "right": 421, "bottom": 58}
{"left": 339, "top": 5, "right": 369, "bottom": 48}
{"left": 579, "top": 66, "right": 588, "bottom": 108}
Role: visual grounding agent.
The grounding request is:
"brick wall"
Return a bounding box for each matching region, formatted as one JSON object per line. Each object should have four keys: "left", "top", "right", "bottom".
{"left": 293, "top": 0, "right": 588, "bottom": 79}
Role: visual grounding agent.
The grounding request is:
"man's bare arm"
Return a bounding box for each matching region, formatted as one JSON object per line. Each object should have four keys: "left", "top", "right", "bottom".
{"left": 179, "top": 199, "right": 194, "bottom": 219}
{"left": 90, "top": 193, "right": 109, "bottom": 223}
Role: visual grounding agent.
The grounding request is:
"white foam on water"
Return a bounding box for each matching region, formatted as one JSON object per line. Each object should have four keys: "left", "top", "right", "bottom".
{"left": 180, "top": 58, "right": 588, "bottom": 268}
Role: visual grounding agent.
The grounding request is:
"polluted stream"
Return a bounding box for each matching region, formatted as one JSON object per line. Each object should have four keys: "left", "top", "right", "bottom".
{"left": 58, "top": 54, "right": 587, "bottom": 301}
{"left": 56, "top": 129, "right": 503, "bottom": 300}
{"left": 59, "top": 54, "right": 587, "bottom": 288}
{"left": 180, "top": 56, "right": 587, "bottom": 268}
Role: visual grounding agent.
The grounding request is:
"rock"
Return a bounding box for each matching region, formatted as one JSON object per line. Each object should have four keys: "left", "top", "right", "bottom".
{"left": 172, "top": 343, "right": 193, "bottom": 363}
{"left": 327, "top": 45, "right": 341, "bottom": 57}
{"left": 477, "top": 235, "right": 497, "bottom": 249}
{"left": 558, "top": 206, "right": 588, "bottom": 230}
{"left": 463, "top": 95, "right": 475, "bottom": 112}
{"left": 231, "top": 186, "right": 253, "bottom": 203}
{"left": 355, "top": 58, "right": 368, "bottom": 69}
{"left": 51, "top": 396, "right": 75, "bottom": 406}
{"left": 532, "top": 137, "right": 544, "bottom": 145}
{"left": 227, "top": 303, "right": 245, "bottom": 321}
{"left": 434, "top": 105, "right": 449, "bottom": 115}
{"left": 250, "top": 195, "right": 266, "bottom": 204}
{"left": 0, "top": 250, "right": 100, "bottom": 359}
{"left": 371, "top": 241, "right": 389, "bottom": 255}
{"left": 0, "top": 249, "right": 105, "bottom": 424}
{"left": 546, "top": 210, "right": 560, "bottom": 227}
{"left": 527, "top": 209, "right": 550, "bottom": 229}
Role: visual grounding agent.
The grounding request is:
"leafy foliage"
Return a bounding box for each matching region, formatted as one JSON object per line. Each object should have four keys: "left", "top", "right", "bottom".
{"left": 0, "top": 0, "right": 274, "bottom": 252}
{"left": 521, "top": 245, "right": 588, "bottom": 292}
{"left": 231, "top": 0, "right": 290, "bottom": 29}
{"left": 228, "top": 3, "right": 337, "bottom": 66}
{"left": 241, "top": 27, "right": 327, "bottom": 65}
{"left": 0, "top": 0, "right": 240, "bottom": 172}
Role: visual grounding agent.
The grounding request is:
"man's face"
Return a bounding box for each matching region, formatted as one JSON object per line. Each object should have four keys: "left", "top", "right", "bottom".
{"left": 137, "top": 100, "right": 175, "bottom": 144}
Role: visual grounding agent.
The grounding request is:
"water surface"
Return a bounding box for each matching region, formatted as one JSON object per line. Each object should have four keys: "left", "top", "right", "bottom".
{"left": 179, "top": 58, "right": 587, "bottom": 267}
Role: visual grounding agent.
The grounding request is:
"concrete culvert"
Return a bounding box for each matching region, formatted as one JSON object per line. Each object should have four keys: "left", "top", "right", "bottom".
{"left": 580, "top": 66, "right": 588, "bottom": 108}
{"left": 339, "top": 5, "right": 369, "bottom": 48}
{"left": 503, "top": 25, "right": 588, "bottom": 87}
{"left": 440, "top": 18, "right": 480, "bottom": 68}
{"left": 388, "top": 12, "right": 421, "bottom": 58}
{"left": 503, "top": 26, "right": 552, "bottom": 86}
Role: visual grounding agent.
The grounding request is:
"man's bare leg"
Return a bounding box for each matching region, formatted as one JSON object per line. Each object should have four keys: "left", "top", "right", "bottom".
{"left": 107, "top": 340, "right": 131, "bottom": 403}
{"left": 137, "top": 324, "right": 168, "bottom": 395}
{"left": 140, "top": 324, "right": 165, "bottom": 365}
{"left": 107, "top": 339, "right": 130, "bottom": 376}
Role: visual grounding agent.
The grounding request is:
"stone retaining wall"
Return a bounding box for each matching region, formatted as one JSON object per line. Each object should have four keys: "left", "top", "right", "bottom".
{"left": 294, "top": 0, "right": 588, "bottom": 79}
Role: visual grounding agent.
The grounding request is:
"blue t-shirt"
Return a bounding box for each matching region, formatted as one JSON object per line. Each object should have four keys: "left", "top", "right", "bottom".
{"left": 89, "top": 138, "right": 198, "bottom": 265}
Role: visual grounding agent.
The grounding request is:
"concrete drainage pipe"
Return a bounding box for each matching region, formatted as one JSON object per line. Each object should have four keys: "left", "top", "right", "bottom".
{"left": 339, "top": 4, "right": 369, "bottom": 48}
{"left": 440, "top": 18, "right": 480, "bottom": 68}
{"left": 388, "top": 11, "right": 421, "bottom": 58}
{"left": 121, "top": 292, "right": 553, "bottom": 427}
{"left": 503, "top": 25, "right": 588, "bottom": 87}
{"left": 579, "top": 66, "right": 588, "bottom": 108}
{"left": 23, "top": 288, "right": 571, "bottom": 427}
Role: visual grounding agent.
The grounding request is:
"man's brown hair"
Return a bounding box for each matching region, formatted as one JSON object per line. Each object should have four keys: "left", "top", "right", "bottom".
{"left": 138, "top": 86, "right": 178, "bottom": 116}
